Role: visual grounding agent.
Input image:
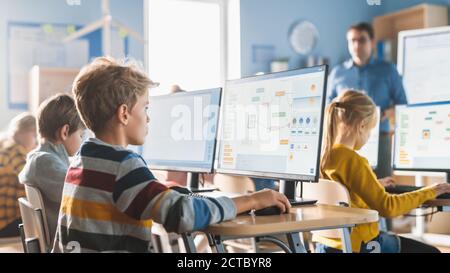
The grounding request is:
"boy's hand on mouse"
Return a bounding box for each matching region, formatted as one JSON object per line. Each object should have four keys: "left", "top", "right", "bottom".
{"left": 379, "top": 177, "right": 396, "bottom": 188}
{"left": 250, "top": 189, "right": 291, "bottom": 213}
{"left": 232, "top": 189, "right": 291, "bottom": 215}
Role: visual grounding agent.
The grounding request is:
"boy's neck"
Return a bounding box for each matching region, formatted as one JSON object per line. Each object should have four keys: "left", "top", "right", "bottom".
{"left": 95, "top": 129, "right": 128, "bottom": 148}
{"left": 41, "top": 138, "right": 62, "bottom": 146}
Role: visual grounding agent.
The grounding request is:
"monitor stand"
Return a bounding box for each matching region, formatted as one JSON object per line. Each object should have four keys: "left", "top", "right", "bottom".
{"left": 279, "top": 180, "right": 317, "bottom": 206}
{"left": 186, "top": 172, "right": 217, "bottom": 193}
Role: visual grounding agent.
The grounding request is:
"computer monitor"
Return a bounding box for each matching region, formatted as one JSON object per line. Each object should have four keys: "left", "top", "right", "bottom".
{"left": 142, "top": 88, "right": 222, "bottom": 176}
{"left": 398, "top": 26, "right": 450, "bottom": 104}
{"left": 217, "top": 65, "right": 328, "bottom": 184}
{"left": 357, "top": 107, "right": 380, "bottom": 169}
{"left": 393, "top": 101, "right": 450, "bottom": 182}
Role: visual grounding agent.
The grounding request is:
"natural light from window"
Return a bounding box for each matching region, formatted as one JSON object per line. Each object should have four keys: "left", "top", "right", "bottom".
{"left": 148, "top": 0, "right": 222, "bottom": 95}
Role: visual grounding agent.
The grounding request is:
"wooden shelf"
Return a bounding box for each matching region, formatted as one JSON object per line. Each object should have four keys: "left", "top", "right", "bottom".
{"left": 373, "top": 4, "right": 448, "bottom": 63}
{"left": 29, "top": 66, "right": 80, "bottom": 114}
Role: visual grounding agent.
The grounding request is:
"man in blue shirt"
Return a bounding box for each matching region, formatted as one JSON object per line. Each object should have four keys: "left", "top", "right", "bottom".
{"left": 328, "top": 22, "right": 407, "bottom": 179}
{"left": 252, "top": 178, "right": 277, "bottom": 191}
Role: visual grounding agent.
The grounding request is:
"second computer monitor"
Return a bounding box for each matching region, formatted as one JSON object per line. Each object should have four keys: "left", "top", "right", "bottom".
{"left": 142, "top": 88, "right": 222, "bottom": 173}
{"left": 217, "top": 65, "right": 328, "bottom": 182}
{"left": 393, "top": 101, "right": 450, "bottom": 173}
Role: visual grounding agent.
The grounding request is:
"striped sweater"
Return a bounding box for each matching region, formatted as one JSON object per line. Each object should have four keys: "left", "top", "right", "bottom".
{"left": 52, "top": 138, "right": 236, "bottom": 253}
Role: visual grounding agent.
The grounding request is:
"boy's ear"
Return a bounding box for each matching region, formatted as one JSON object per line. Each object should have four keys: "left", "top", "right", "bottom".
{"left": 58, "top": 124, "right": 70, "bottom": 141}
{"left": 117, "top": 104, "right": 130, "bottom": 126}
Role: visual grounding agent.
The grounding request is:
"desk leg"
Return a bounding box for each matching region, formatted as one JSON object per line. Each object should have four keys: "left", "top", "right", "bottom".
{"left": 340, "top": 228, "right": 352, "bottom": 253}
{"left": 300, "top": 232, "right": 311, "bottom": 253}
{"left": 286, "top": 233, "right": 307, "bottom": 253}
{"left": 181, "top": 233, "right": 197, "bottom": 253}
{"left": 206, "top": 234, "right": 219, "bottom": 253}
{"left": 251, "top": 238, "right": 259, "bottom": 253}
{"left": 211, "top": 235, "right": 226, "bottom": 253}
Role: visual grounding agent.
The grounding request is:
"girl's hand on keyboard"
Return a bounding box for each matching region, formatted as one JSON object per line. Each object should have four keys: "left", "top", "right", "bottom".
{"left": 379, "top": 177, "right": 396, "bottom": 188}
{"left": 428, "top": 183, "right": 450, "bottom": 197}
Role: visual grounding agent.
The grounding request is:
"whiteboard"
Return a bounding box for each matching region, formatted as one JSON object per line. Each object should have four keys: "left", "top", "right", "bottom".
{"left": 398, "top": 26, "right": 450, "bottom": 104}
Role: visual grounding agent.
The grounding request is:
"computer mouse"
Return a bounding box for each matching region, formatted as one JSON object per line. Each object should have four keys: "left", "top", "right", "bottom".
{"left": 253, "top": 206, "right": 284, "bottom": 216}
{"left": 170, "top": 186, "right": 193, "bottom": 195}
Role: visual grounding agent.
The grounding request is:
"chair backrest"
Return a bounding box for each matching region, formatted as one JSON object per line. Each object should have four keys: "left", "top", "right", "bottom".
{"left": 24, "top": 185, "right": 51, "bottom": 247}
{"left": 213, "top": 174, "right": 256, "bottom": 194}
{"left": 18, "top": 198, "right": 48, "bottom": 253}
{"left": 302, "top": 179, "right": 351, "bottom": 239}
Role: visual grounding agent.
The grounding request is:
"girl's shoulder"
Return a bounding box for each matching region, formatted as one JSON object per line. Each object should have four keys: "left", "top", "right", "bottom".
{"left": 331, "top": 144, "right": 369, "bottom": 165}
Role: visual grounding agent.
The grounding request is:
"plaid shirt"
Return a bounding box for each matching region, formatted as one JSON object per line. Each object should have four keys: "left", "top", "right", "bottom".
{"left": 0, "top": 143, "right": 27, "bottom": 230}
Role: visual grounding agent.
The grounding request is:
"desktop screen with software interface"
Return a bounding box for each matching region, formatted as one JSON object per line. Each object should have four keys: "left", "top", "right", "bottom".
{"left": 398, "top": 27, "right": 450, "bottom": 104}
{"left": 357, "top": 107, "right": 380, "bottom": 169}
{"left": 393, "top": 101, "right": 450, "bottom": 172}
{"left": 217, "top": 65, "right": 328, "bottom": 182}
{"left": 142, "top": 88, "right": 222, "bottom": 173}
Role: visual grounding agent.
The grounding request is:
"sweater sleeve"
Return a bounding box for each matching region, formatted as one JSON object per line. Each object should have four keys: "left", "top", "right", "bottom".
{"left": 112, "top": 155, "right": 237, "bottom": 233}
{"left": 345, "top": 154, "right": 436, "bottom": 218}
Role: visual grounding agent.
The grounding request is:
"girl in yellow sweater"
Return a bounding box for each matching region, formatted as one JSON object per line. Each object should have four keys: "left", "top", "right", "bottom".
{"left": 315, "top": 90, "right": 450, "bottom": 253}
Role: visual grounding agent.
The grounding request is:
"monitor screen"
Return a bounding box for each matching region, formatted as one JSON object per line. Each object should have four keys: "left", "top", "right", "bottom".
{"left": 142, "top": 88, "right": 222, "bottom": 173}
{"left": 398, "top": 27, "right": 450, "bottom": 104}
{"left": 217, "top": 65, "right": 328, "bottom": 181}
{"left": 393, "top": 101, "right": 450, "bottom": 172}
{"left": 357, "top": 107, "right": 380, "bottom": 169}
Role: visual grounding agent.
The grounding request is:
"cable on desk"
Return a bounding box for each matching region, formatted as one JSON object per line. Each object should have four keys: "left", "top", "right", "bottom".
{"left": 405, "top": 207, "right": 439, "bottom": 220}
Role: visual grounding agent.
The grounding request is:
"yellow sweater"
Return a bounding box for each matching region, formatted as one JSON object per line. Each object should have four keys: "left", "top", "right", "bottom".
{"left": 313, "top": 144, "right": 436, "bottom": 252}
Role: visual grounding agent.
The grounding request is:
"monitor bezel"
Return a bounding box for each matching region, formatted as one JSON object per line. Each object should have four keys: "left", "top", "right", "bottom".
{"left": 392, "top": 100, "right": 450, "bottom": 173}
{"left": 216, "top": 65, "right": 329, "bottom": 182}
{"left": 398, "top": 26, "right": 450, "bottom": 77}
{"left": 397, "top": 26, "right": 450, "bottom": 104}
{"left": 145, "top": 87, "right": 222, "bottom": 174}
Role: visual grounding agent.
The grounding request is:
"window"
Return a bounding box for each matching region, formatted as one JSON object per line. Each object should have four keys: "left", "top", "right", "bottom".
{"left": 144, "top": 0, "right": 240, "bottom": 95}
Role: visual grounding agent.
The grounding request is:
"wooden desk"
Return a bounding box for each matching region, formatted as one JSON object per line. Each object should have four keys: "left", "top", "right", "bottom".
{"left": 183, "top": 203, "right": 379, "bottom": 253}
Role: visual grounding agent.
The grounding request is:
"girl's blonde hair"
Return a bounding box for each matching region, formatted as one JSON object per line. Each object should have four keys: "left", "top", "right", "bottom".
{"left": 320, "top": 90, "right": 377, "bottom": 175}
{"left": 0, "top": 112, "right": 36, "bottom": 149}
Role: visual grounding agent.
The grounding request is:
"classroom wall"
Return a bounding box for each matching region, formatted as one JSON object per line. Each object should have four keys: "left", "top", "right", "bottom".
{"left": 240, "top": 0, "right": 385, "bottom": 77}
{"left": 0, "top": 0, "right": 144, "bottom": 130}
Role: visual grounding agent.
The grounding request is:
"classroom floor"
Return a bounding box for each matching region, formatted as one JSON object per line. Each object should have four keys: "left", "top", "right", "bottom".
{"left": 0, "top": 238, "right": 23, "bottom": 253}
{"left": 0, "top": 241, "right": 448, "bottom": 253}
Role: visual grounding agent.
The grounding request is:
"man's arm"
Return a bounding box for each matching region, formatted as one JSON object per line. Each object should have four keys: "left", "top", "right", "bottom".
{"left": 382, "top": 64, "right": 408, "bottom": 121}
{"left": 390, "top": 64, "right": 408, "bottom": 105}
{"left": 327, "top": 68, "right": 339, "bottom": 103}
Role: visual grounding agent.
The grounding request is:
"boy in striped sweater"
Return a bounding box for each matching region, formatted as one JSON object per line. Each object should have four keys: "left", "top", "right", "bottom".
{"left": 52, "top": 57, "right": 291, "bottom": 253}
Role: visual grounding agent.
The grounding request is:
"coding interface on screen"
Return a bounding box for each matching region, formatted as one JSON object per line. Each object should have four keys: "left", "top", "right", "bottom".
{"left": 218, "top": 67, "right": 326, "bottom": 180}
{"left": 394, "top": 102, "right": 450, "bottom": 170}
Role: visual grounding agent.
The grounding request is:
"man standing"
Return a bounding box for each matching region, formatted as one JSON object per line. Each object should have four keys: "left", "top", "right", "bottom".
{"left": 328, "top": 22, "right": 407, "bottom": 180}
